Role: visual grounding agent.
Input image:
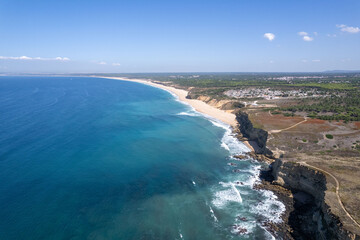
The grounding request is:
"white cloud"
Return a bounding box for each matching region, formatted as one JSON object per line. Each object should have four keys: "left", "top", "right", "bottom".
{"left": 298, "top": 31, "right": 308, "bottom": 36}
{"left": 303, "top": 36, "right": 313, "bottom": 41}
{"left": 0, "top": 56, "right": 31, "bottom": 60}
{"left": 0, "top": 56, "right": 70, "bottom": 61}
{"left": 98, "top": 61, "right": 107, "bottom": 65}
{"left": 298, "top": 31, "right": 314, "bottom": 41}
{"left": 336, "top": 24, "right": 360, "bottom": 33}
{"left": 327, "top": 34, "right": 337, "bottom": 38}
{"left": 112, "top": 63, "right": 121, "bottom": 66}
{"left": 301, "top": 60, "right": 308, "bottom": 63}
{"left": 55, "top": 57, "right": 70, "bottom": 61}
{"left": 19, "top": 56, "right": 32, "bottom": 60}
{"left": 264, "top": 33, "right": 275, "bottom": 41}
{"left": 312, "top": 59, "right": 320, "bottom": 62}
{"left": 269, "top": 60, "right": 274, "bottom": 64}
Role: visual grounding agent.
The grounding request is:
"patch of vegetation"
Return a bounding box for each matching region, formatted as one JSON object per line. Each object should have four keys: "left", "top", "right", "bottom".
{"left": 292, "top": 82, "right": 356, "bottom": 90}
{"left": 283, "top": 112, "right": 295, "bottom": 117}
{"left": 326, "top": 134, "right": 334, "bottom": 139}
{"left": 271, "top": 111, "right": 282, "bottom": 115}
{"left": 355, "top": 144, "right": 360, "bottom": 152}
{"left": 281, "top": 92, "right": 360, "bottom": 121}
{"left": 302, "top": 139, "right": 307, "bottom": 142}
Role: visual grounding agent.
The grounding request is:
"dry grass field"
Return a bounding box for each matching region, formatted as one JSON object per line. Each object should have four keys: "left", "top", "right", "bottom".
{"left": 245, "top": 101, "right": 360, "bottom": 235}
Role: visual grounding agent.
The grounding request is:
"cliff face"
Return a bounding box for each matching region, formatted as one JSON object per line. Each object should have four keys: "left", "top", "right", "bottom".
{"left": 233, "top": 111, "right": 359, "bottom": 239}
{"left": 271, "top": 159, "right": 360, "bottom": 240}
{"left": 235, "top": 112, "right": 271, "bottom": 155}
{"left": 186, "top": 94, "right": 245, "bottom": 110}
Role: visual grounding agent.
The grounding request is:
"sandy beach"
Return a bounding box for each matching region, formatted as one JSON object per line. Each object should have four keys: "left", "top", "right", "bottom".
{"left": 101, "top": 77, "right": 237, "bottom": 127}
{"left": 100, "top": 76, "right": 254, "bottom": 152}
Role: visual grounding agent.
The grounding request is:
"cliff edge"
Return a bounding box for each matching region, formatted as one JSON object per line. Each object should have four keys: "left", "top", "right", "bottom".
{"left": 271, "top": 159, "right": 360, "bottom": 240}
{"left": 235, "top": 111, "right": 360, "bottom": 240}
{"left": 235, "top": 111, "right": 272, "bottom": 155}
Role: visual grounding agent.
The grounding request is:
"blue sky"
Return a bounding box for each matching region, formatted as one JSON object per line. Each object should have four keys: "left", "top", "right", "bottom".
{"left": 0, "top": 0, "right": 359, "bottom": 73}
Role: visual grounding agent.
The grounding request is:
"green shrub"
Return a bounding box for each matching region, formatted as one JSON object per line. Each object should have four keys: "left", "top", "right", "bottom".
{"left": 325, "top": 134, "right": 334, "bottom": 139}
{"left": 283, "top": 112, "right": 294, "bottom": 117}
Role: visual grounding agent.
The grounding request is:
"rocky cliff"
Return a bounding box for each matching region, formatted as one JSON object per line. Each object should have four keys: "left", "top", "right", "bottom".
{"left": 186, "top": 93, "right": 245, "bottom": 110}
{"left": 235, "top": 111, "right": 271, "bottom": 155}
{"left": 183, "top": 92, "right": 360, "bottom": 239}
{"left": 233, "top": 111, "right": 359, "bottom": 239}
{"left": 271, "top": 159, "right": 360, "bottom": 240}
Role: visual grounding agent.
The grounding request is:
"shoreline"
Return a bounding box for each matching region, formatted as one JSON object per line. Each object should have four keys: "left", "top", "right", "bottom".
{"left": 99, "top": 76, "right": 285, "bottom": 237}
{"left": 99, "top": 76, "right": 255, "bottom": 151}
{"left": 96, "top": 76, "right": 360, "bottom": 239}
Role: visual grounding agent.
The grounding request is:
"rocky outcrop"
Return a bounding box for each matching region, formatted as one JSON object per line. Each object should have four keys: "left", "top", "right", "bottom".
{"left": 220, "top": 101, "right": 245, "bottom": 110}
{"left": 234, "top": 111, "right": 360, "bottom": 239}
{"left": 235, "top": 111, "right": 271, "bottom": 155}
{"left": 186, "top": 94, "right": 244, "bottom": 110}
{"left": 271, "top": 159, "right": 360, "bottom": 240}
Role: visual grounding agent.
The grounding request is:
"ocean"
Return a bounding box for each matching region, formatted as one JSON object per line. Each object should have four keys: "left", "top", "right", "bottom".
{"left": 0, "top": 76, "right": 284, "bottom": 239}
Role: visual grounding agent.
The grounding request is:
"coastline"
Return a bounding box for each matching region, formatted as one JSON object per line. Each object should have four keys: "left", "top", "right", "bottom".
{"left": 99, "top": 76, "right": 255, "bottom": 151}
{"left": 99, "top": 76, "right": 287, "bottom": 237}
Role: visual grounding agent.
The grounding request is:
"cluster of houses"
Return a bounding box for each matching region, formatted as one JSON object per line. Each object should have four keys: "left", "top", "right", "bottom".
{"left": 224, "top": 88, "right": 322, "bottom": 100}
{"left": 267, "top": 75, "right": 346, "bottom": 81}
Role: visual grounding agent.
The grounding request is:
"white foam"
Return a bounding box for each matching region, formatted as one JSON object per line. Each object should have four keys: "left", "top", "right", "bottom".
{"left": 209, "top": 205, "right": 218, "bottom": 222}
{"left": 177, "top": 111, "right": 201, "bottom": 117}
{"left": 212, "top": 182, "right": 243, "bottom": 208}
{"left": 252, "top": 190, "right": 286, "bottom": 224}
{"left": 221, "top": 132, "right": 250, "bottom": 155}
{"left": 231, "top": 183, "right": 243, "bottom": 203}
{"left": 209, "top": 119, "right": 228, "bottom": 129}
{"left": 207, "top": 119, "right": 250, "bottom": 155}
{"left": 221, "top": 142, "right": 230, "bottom": 151}
{"left": 241, "top": 165, "right": 261, "bottom": 187}
{"left": 170, "top": 94, "right": 250, "bottom": 156}
{"left": 260, "top": 225, "right": 277, "bottom": 240}
{"left": 192, "top": 181, "right": 196, "bottom": 186}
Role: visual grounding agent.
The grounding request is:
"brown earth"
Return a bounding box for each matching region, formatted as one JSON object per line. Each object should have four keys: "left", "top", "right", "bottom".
{"left": 155, "top": 82, "right": 360, "bottom": 238}
{"left": 244, "top": 101, "right": 360, "bottom": 237}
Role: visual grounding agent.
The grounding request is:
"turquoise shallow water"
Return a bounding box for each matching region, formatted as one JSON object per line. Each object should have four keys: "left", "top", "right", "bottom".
{"left": 0, "top": 76, "right": 284, "bottom": 239}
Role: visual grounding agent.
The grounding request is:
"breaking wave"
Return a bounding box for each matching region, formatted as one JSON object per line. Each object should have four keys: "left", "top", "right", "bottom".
{"left": 173, "top": 96, "right": 284, "bottom": 238}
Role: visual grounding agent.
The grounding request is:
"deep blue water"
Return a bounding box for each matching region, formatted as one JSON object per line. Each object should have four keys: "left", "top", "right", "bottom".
{"left": 0, "top": 76, "right": 284, "bottom": 239}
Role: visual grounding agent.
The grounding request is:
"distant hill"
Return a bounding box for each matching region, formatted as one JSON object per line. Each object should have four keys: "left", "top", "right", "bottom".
{"left": 324, "top": 70, "right": 360, "bottom": 73}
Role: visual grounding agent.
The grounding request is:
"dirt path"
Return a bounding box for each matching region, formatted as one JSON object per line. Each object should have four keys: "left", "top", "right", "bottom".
{"left": 298, "top": 161, "right": 360, "bottom": 230}
{"left": 269, "top": 117, "right": 308, "bottom": 134}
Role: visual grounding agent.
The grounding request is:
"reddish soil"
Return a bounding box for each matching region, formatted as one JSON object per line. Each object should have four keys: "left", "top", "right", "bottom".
{"left": 251, "top": 112, "right": 304, "bottom": 130}
{"left": 304, "top": 119, "right": 326, "bottom": 124}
